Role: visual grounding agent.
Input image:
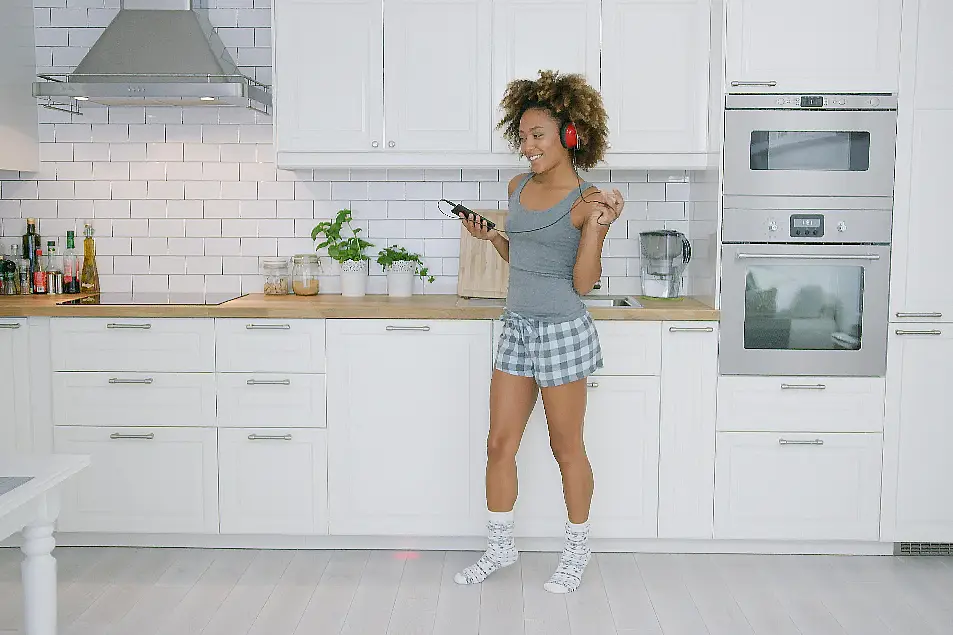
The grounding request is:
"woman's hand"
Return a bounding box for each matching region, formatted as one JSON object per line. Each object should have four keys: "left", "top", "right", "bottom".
{"left": 462, "top": 213, "right": 499, "bottom": 241}
{"left": 585, "top": 188, "right": 625, "bottom": 228}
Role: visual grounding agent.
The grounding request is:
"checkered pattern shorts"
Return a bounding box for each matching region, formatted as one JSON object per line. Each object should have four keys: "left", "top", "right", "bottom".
{"left": 495, "top": 310, "right": 604, "bottom": 387}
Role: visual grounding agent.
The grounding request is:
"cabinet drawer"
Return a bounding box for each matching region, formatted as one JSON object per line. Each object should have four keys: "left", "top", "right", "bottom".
{"left": 215, "top": 319, "right": 326, "bottom": 373}
{"left": 51, "top": 318, "right": 214, "bottom": 372}
{"left": 53, "top": 426, "right": 219, "bottom": 534}
{"left": 714, "top": 431, "right": 884, "bottom": 540}
{"left": 593, "top": 321, "right": 662, "bottom": 376}
{"left": 716, "top": 376, "right": 886, "bottom": 432}
{"left": 217, "top": 373, "right": 326, "bottom": 428}
{"left": 218, "top": 428, "right": 328, "bottom": 535}
{"left": 53, "top": 372, "right": 216, "bottom": 427}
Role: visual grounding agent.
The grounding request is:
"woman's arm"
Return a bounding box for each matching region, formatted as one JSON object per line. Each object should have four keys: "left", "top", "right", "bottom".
{"left": 573, "top": 189, "right": 625, "bottom": 295}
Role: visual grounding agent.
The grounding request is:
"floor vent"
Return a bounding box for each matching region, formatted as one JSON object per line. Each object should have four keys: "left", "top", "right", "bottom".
{"left": 896, "top": 542, "right": 953, "bottom": 556}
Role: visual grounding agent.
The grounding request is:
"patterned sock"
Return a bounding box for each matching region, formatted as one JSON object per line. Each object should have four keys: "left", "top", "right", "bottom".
{"left": 454, "top": 510, "right": 519, "bottom": 585}
{"left": 543, "top": 520, "right": 591, "bottom": 593}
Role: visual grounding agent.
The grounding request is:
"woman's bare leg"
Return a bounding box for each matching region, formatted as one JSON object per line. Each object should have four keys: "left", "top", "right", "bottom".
{"left": 455, "top": 369, "right": 538, "bottom": 585}
{"left": 540, "top": 377, "right": 593, "bottom": 593}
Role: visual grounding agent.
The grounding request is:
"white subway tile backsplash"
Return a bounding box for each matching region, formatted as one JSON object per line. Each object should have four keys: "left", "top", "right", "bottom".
{"left": 113, "top": 255, "right": 150, "bottom": 275}
{"left": 331, "top": 181, "right": 368, "bottom": 200}
{"left": 186, "top": 256, "right": 224, "bottom": 275}
{"left": 93, "top": 199, "right": 129, "bottom": 219}
{"left": 294, "top": 181, "right": 330, "bottom": 201}
{"left": 168, "top": 237, "right": 206, "bottom": 255}
{"left": 147, "top": 181, "right": 185, "bottom": 200}
{"left": 166, "top": 125, "right": 204, "bottom": 143}
{"left": 111, "top": 218, "right": 149, "bottom": 237}
{"left": 368, "top": 181, "right": 405, "bottom": 201}
{"left": 204, "top": 200, "right": 240, "bottom": 219}
{"left": 203, "top": 125, "right": 241, "bottom": 144}
{"left": 74, "top": 180, "right": 112, "bottom": 199}
{"left": 39, "top": 181, "right": 75, "bottom": 200}
{"left": 149, "top": 255, "right": 186, "bottom": 275}
{"left": 130, "top": 199, "right": 167, "bottom": 219}
{"left": 239, "top": 199, "right": 277, "bottom": 218}
{"left": 131, "top": 237, "right": 168, "bottom": 256}
{"left": 168, "top": 275, "right": 206, "bottom": 293}
{"left": 22, "top": 200, "right": 57, "bottom": 219}
{"left": 93, "top": 161, "right": 130, "bottom": 180}
{"left": 203, "top": 162, "right": 241, "bottom": 181}
{"left": 108, "top": 107, "right": 146, "bottom": 124}
{"left": 128, "top": 125, "right": 166, "bottom": 143}
{"left": 205, "top": 237, "right": 242, "bottom": 256}
{"left": 221, "top": 181, "right": 258, "bottom": 200}
{"left": 257, "top": 181, "right": 294, "bottom": 200}
{"left": 130, "top": 162, "right": 166, "bottom": 181}
{"left": 109, "top": 143, "right": 146, "bottom": 162}
{"left": 146, "top": 143, "right": 184, "bottom": 162}
{"left": 223, "top": 256, "right": 260, "bottom": 275}
{"left": 222, "top": 218, "right": 258, "bottom": 237}
{"left": 239, "top": 162, "right": 276, "bottom": 182}
{"left": 149, "top": 219, "right": 185, "bottom": 237}
{"left": 145, "top": 108, "right": 184, "bottom": 125}
{"left": 240, "top": 237, "right": 277, "bottom": 256}
{"left": 184, "top": 143, "right": 221, "bottom": 162}
{"left": 132, "top": 274, "right": 170, "bottom": 293}
{"left": 442, "top": 182, "right": 480, "bottom": 201}
{"left": 258, "top": 219, "right": 294, "bottom": 237}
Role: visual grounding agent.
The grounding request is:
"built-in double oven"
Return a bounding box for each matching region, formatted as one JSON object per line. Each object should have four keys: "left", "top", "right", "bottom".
{"left": 719, "top": 93, "right": 898, "bottom": 377}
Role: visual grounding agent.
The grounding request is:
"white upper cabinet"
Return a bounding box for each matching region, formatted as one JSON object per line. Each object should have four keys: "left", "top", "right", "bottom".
{"left": 726, "top": 0, "right": 902, "bottom": 93}
{"left": 490, "top": 0, "right": 601, "bottom": 154}
{"left": 888, "top": 0, "right": 953, "bottom": 323}
{"left": 384, "top": 0, "right": 492, "bottom": 153}
{"left": 0, "top": 0, "right": 38, "bottom": 172}
{"left": 601, "top": 0, "right": 712, "bottom": 155}
{"left": 273, "top": 0, "right": 384, "bottom": 154}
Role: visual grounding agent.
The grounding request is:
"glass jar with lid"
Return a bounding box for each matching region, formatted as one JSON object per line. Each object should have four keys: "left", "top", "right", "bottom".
{"left": 292, "top": 254, "right": 322, "bottom": 296}
{"left": 261, "top": 257, "right": 290, "bottom": 295}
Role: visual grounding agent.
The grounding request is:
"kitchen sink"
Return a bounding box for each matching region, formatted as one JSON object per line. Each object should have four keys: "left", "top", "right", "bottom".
{"left": 582, "top": 296, "right": 642, "bottom": 308}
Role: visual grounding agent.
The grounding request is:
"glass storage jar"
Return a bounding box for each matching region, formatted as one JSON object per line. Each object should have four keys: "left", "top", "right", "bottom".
{"left": 261, "top": 257, "right": 290, "bottom": 295}
{"left": 292, "top": 254, "right": 322, "bottom": 296}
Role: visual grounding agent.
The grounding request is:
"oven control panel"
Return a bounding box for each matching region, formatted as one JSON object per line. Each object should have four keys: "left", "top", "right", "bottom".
{"left": 790, "top": 213, "right": 824, "bottom": 238}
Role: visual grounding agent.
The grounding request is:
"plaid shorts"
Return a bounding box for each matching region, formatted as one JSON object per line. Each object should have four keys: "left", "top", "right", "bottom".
{"left": 495, "top": 310, "right": 604, "bottom": 387}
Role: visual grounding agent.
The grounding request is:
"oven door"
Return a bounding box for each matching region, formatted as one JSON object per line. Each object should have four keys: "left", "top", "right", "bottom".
{"left": 720, "top": 243, "right": 890, "bottom": 376}
{"left": 723, "top": 109, "right": 897, "bottom": 198}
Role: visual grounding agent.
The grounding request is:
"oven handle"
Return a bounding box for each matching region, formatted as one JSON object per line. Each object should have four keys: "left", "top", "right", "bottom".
{"left": 736, "top": 253, "right": 881, "bottom": 261}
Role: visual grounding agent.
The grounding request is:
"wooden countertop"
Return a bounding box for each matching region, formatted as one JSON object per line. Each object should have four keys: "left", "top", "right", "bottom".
{"left": 0, "top": 293, "right": 719, "bottom": 321}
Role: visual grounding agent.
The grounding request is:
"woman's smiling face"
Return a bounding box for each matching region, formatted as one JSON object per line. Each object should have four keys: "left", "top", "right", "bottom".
{"left": 518, "top": 108, "right": 570, "bottom": 174}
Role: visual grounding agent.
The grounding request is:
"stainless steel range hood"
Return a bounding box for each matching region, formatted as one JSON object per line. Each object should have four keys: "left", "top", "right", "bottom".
{"left": 33, "top": 0, "right": 271, "bottom": 113}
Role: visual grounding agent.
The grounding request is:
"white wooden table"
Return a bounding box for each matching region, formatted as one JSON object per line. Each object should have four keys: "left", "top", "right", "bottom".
{"left": 0, "top": 454, "right": 89, "bottom": 635}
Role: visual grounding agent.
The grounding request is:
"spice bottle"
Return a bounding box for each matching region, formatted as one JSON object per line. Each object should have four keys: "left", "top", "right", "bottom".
{"left": 80, "top": 222, "right": 100, "bottom": 294}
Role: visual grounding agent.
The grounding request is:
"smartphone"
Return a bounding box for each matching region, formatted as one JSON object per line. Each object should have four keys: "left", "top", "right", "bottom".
{"left": 451, "top": 202, "right": 496, "bottom": 230}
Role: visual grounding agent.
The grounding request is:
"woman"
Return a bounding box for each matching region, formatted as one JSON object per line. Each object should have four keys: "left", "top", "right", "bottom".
{"left": 453, "top": 70, "right": 624, "bottom": 593}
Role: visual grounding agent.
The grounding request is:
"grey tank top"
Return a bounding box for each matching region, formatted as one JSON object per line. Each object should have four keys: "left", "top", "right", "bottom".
{"left": 504, "top": 173, "right": 590, "bottom": 323}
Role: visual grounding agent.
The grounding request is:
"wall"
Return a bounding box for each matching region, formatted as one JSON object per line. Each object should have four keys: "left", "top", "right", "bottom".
{"left": 0, "top": 0, "right": 704, "bottom": 298}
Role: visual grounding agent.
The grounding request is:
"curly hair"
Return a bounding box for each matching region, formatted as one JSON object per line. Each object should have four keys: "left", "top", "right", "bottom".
{"left": 497, "top": 69, "right": 609, "bottom": 170}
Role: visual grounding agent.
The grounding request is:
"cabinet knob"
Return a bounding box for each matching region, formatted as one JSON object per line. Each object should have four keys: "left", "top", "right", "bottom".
{"left": 388, "top": 140, "right": 396, "bottom": 148}
{"left": 371, "top": 141, "right": 379, "bottom": 148}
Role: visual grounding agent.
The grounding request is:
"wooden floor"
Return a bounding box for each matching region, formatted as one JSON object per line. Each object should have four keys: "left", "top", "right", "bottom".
{"left": 1, "top": 547, "right": 952, "bottom": 634}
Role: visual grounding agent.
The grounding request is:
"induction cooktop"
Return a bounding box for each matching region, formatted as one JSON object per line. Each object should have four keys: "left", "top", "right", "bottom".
{"left": 57, "top": 292, "right": 245, "bottom": 306}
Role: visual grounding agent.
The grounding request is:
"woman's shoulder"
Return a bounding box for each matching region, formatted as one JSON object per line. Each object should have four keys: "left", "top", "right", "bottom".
{"left": 507, "top": 172, "right": 533, "bottom": 197}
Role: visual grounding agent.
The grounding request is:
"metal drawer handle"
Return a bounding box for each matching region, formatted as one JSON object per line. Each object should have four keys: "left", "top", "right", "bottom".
{"left": 245, "top": 324, "right": 291, "bottom": 330}
{"left": 780, "top": 383, "right": 826, "bottom": 390}
{"left": 895, "top": 312, "right": 942, "bottom": 318}
{"left": 109, "top": 432, "right": 155, "bottom": 440}
{"left": 248, "top": 433, "right": 293, "bottom": 441}
{"left": 895, "top": 329, "right": 942, "bottom": 336}
{"left": 0, "top": 323, "right": 22, "bottom": 329}
{"left": 586, "top": 382, "right": 599, "bottom": 388}
{"left": 109, "top": 377, "right": 154, "bottom": 385}
{"left": 730, "top": 81, "right": 778, "bottom": 87}
{"left": 737, "top": 253, "right": 880, "bottom": 261}
{"left": 106, "top": 323, "right": 152, "bottom": 329}
{"left": 668, "top": 326, "right": 714, "bottom": 333}
{"left": 779, "top": 438, "right": 824, "bottom": 446}
{"left": 385, "top": 325, "right": 431, "bottom": 332}
{"left": 246, "top": 378, "right": 291, "bottom": 386}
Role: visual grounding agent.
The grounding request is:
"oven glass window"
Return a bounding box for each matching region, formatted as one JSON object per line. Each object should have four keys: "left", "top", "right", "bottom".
{"left": 750, "top": 131, "right": 871, "bottom": 171}
{"left": 744, "top": 265, "right": 864, "bottom": 350}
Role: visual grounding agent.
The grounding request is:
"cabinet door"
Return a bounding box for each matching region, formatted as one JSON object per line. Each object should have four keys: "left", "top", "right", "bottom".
{"left": 888, "top": 0, "right": 953, "bottom": 323}
{"left": 215, "top": 318, "right": 326, "bottom": 373}
{"left": 602, "top": 0, "right": 710, "bottom": 153}
{"left": 273, "top": 0, "right": 384, "bottom": 153}
{"left": 714, "top": 432, "right": 884, "bottom": 540}
{"left": 657, "top": 322, "right": 717, "bottom": 539}
{"left": 726, "top": 0, "right": 902, "bottom": 93}
{"left": 326, "top": 320, "right": 491, "bottom": 536}
{"left": 490, "top": 0, "right": 601, "bottom": 153}
{"left": 53, "top": 426, "right": 219, "bottom": 534}
{"left": 0, "top": 320, "right": 30, "bottom": 452}
{"left": 384, "top": 0, "right": 491, "bottom": 152}
{"left": 0, "top": 0, "right": 38, "bottom": 171}
{"left": 881, "top": 327, "right": 953, "bottom": 541}
{"left": 219, "top": 428, "right": 329, "bottom": 535}
{"left": 513, "top": 376, "right": 661, "bottom": 539}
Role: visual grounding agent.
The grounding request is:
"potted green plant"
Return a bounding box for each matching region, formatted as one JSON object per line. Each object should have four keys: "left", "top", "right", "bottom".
{"left": 311, "top": 208, "right": 374, "bottom": 297}
{"left": 376, "top": 244, "right": 435, "bottom": 297}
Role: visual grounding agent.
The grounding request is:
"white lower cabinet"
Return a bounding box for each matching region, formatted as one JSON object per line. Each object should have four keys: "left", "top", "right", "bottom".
{"left": 216, "top": 373, "right": 327, "bottom": 429}
{"left": 513, "top": 375, "right": 661, "bottom": 538}
{"left": 881, "top": 326, "right": 953, "bottom": 542}
{"left": 326, "top": 319, "right": 491, "bottom": 536}
{"left": 713, "top": 432, "right": 884, "bottom": 541}
{"left": 53, "top": 426, "right": 219, "bottom": 534}
{"left": 218, "top": 428, "right": 329, "bottom": 535}
{"left": 0, "top": 319, "right": 30, "bottom": 452}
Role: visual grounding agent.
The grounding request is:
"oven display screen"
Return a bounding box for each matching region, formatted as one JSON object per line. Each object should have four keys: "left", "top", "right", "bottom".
{"left": 790, "top": 214, "right": 824, "bottom": 237}
{"left": 793, "top": 218, "right": 821, "bottom": 228}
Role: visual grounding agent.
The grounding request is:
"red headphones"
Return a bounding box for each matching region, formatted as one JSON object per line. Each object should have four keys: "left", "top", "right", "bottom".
{"left": 560, "top": 121, "right": 580, "bottom": 150}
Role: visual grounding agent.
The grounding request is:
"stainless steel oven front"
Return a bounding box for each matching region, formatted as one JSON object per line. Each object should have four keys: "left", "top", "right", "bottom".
{"left": 723, "top": 93, "right": 898, "bottom": 199}
{"left": 720, "top": 205, "right": 892, "bottom": 377}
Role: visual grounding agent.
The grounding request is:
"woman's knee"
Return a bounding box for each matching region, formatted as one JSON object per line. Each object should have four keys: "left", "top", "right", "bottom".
{"left": 549, "top": 432, "right": 587, "bottom": 466}
{"left": 486, "top": 433, "right": 520, "bottom": 463}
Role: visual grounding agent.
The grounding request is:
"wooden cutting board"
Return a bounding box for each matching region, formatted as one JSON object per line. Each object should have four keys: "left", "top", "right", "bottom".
{"left": 456, "top": 209, "right": 509, "bottom": 299}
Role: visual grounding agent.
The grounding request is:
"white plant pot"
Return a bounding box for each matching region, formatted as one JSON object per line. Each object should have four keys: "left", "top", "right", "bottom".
{"left": 386, "top": 262, "right": 416, "bottom": 297}
{"left": 339, "top": 260, "right": 368, "bottom": 297}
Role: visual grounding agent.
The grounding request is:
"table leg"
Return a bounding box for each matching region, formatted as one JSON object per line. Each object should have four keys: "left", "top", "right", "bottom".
{"left": 21, "top": 521, "right": 56, "bottom": 635}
